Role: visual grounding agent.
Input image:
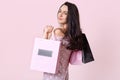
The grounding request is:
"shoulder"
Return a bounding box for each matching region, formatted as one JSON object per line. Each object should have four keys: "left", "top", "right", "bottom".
{"left": 54, "top": 27, "right": 65, "bottom": 37}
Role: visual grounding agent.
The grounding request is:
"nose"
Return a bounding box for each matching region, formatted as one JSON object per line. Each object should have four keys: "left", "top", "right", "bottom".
{"left": 59, "top": 12, "right": 63, "bottom": 17}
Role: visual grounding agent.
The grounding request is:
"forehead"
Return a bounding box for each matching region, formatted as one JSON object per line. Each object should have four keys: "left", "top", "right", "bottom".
{"left": 60, "top": 5, "right": 68, "bottom": 11}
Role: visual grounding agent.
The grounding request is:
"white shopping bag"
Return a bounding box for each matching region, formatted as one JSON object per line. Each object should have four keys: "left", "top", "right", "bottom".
{"left": 30, "top": 38, "right": 61, "bottom": 74}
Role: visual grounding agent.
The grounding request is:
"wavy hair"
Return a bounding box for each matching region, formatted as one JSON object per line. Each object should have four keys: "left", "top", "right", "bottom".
{"left": 59, "top": 2, "right": 83, "bottom": 50}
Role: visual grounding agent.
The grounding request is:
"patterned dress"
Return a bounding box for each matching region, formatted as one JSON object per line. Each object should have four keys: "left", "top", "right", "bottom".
{"left": 42, "top": 30, "right": 72, "bottom": 80}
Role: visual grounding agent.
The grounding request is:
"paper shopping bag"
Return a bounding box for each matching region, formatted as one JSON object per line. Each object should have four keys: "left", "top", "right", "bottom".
{"left": 30, "top": 38, "right": 61, "bottom": 74}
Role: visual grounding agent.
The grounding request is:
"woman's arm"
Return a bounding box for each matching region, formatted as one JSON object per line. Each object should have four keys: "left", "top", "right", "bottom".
{"left": 42, "top": 25, "right": 54, "bottom": 39}
{"left": 43, "top": 31, "right": 49, "bottom": 39}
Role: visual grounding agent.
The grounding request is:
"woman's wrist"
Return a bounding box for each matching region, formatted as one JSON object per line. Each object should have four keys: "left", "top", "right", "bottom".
{"left": 43, "top": 32, "right": 48, "bottom": 39}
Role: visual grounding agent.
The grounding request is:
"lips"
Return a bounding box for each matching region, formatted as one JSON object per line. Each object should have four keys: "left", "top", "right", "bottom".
{"left": 58, "top": 17, "right": 63, "bottom": 20}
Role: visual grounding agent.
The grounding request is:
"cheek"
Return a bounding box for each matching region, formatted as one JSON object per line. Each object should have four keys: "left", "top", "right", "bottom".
{"left": 57, "top": 13, "right": 60, "bottom": 18}
{"left": 63, "top": 15, "right": 67, "bottom": 20}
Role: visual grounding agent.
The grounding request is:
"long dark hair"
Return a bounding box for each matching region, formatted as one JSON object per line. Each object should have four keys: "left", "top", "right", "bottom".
{"left": 59, "top": 2, "right": 83, "bottom": 50}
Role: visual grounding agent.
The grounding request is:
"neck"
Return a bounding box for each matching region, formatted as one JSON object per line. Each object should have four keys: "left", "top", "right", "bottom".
{"left": 59, "top": 24, "right": 67, "bottom": 31}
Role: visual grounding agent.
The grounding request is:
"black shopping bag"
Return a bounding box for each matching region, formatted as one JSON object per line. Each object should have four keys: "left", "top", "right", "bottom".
{"left": 82, "top": 33, "right": 94, "bottom": 63}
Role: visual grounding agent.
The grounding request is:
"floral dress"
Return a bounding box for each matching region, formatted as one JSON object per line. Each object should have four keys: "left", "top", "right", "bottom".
{"left": 42, "top": 30, "right": 72, "bottom": 80}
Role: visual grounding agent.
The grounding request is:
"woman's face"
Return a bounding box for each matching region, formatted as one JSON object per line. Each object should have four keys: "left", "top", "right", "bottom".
{"left": 57, "top": 5, "right": 68, "bottom": 25}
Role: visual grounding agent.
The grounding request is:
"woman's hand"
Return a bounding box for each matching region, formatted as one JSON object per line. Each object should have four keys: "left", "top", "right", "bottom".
{"left": 43, "top": 25, "right": 54, "bottom": 39}
{"left": 44, "top": 25, "right": 54, "bottom": 34}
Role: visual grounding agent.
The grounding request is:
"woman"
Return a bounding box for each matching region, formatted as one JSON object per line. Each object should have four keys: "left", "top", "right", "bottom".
{"left": 42, "top": 2, "right": 82, "bottom": 80}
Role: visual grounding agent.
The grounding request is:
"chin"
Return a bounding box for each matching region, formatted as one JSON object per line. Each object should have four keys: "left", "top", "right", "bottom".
{"left": 58, "top": 21, "right": 66, "bottom": 24}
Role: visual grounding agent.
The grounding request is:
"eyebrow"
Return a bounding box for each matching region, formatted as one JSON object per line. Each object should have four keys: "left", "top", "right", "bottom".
{"left": 59, "top": 9, "right": 68, "bottom": 13}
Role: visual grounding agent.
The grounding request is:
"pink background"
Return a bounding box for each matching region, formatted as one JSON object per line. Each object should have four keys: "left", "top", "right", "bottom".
{"left": 0, "top": 0, "right": 120, "bottom": 80}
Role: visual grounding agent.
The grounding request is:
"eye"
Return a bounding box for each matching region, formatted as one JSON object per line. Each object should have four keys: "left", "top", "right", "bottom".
{"left": 64, "top": 12, "right": 68, "bottom": 15}
{"left": 58, "top": 10, "right": 61, "bottom": 13}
